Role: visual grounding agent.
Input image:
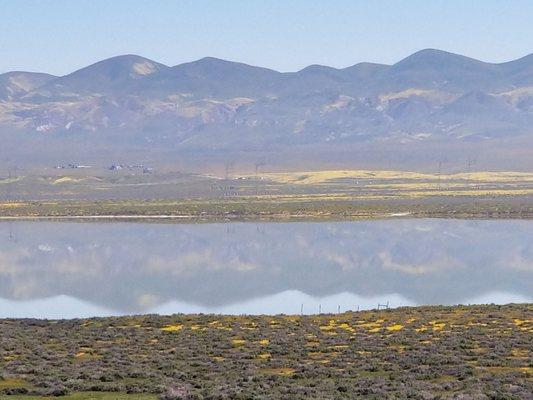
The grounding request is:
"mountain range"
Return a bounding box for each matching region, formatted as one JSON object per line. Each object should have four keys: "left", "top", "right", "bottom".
{"left": 1, "top": 49, "right": 532, "bottom": 172}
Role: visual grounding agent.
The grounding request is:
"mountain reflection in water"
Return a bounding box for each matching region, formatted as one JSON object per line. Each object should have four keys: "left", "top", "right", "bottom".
{"left": 0, "top": 219, "right": 531, "bottom": 318}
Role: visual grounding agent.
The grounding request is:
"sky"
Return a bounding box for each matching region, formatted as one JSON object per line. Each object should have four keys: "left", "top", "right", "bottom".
{"left": 1, "top": 0, "right": 533, "bottom": 75}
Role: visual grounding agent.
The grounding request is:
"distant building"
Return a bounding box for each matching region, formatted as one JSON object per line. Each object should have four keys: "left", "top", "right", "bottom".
{"left": 55, "top": 164, "right": 92, "bottom": 169}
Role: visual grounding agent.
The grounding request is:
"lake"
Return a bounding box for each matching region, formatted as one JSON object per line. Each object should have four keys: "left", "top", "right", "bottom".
{"left": 0, "top": 219, "right": 531, "bottom": 318}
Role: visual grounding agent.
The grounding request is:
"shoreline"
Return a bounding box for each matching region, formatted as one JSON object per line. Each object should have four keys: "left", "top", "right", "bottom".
{"left": 2, "top": 300, "right": 532, "bottom": 321}
{"left": 1, "top": 197, "right": 532, "bottom": 222}
{"left": 0, "top": 214, "right": 531, "bottom": 223}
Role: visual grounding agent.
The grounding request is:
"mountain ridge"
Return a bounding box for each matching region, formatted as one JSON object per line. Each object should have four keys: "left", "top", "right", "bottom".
{"left": 6, "top": 48, "right": 533, "bottom": 77}
{"left": 1, "top": 49, "right": 532, "bottom": 171}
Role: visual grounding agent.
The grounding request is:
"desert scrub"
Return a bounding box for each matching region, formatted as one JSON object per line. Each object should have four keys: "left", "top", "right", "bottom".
{"left": 0, "top": 304, "right": 531, "bottom": 399}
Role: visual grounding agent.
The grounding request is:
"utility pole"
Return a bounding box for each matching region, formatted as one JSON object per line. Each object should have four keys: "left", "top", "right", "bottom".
{"left": 223, "top": 160, "right": 235, "bottom": 198}
{"left": 6, "top": 169, "right": 11, "bottom": 201}
{"left": 437, "top": 160, "right": 442, "bottom": 190}
{"left": 224, "top": 161, "right": 235, "bottom": 181}
{"left": 254, "top": 162, "right": 265, "bottom": 196}
{"left": 467, "top": 157, "right": 473, "bottom": 174}
{"left": 6, "top": 166, "right": 17, "bottom": 201}
{"left": 8, "top": 222, "right": 14, "bottom": 241}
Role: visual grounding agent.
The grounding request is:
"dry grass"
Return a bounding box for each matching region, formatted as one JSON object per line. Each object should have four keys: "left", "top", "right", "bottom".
{"left": 249, "top": 169, "right": 533, "bottom": 185}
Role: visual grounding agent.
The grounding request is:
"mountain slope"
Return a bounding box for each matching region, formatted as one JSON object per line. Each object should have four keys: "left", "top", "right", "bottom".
{"left": 0, "top": 71, "right": 57, "bottom": 100}
{"left": 374, "top": 49, "right": 500, "bottom": 92}
{"left": 1, "top": 49, "right": 532, "bottom": 171}
{"left": 152, "top": 57, "right": 282, "bottom": 98}
{"left": 27, "top": 55, "right": 169, "bottom": 99}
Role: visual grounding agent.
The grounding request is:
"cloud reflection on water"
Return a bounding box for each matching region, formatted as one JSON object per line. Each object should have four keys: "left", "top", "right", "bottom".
{"left": 0, "top": 219, "right": 531, "bottom": 317}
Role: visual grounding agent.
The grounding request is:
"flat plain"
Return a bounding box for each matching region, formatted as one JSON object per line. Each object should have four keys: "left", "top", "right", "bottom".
{"left": 0, "top": 169, "right": 532, "bottom": 221}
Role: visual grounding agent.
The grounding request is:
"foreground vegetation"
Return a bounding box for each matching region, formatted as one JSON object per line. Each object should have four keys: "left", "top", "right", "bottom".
{"left": 1, "top": 304, "right": 531, "bottom": 399}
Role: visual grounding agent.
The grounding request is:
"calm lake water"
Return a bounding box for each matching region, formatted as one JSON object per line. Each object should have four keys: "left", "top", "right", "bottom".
{"left": 0, "top": 219, "right": 531, "bottom": 319}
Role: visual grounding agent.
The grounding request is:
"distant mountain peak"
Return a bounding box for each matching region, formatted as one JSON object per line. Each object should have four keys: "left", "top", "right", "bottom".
{"left": 298, "top": 64, "right": 340, "bottom": 74}
{"left": 174, "top": 57, "right": 280, "bottom": 76}
{"left": 0, "top": 71, "right": 57, "bottom": 100}
{"left": 409, "top": 48, "right": 456, "bottom": 57}
{"left": 26, "top": 55, "right": 170, "bottom": 97}
{"left": 394, "top": 48, "right": 485, "bottom": 68}
{"left": 62, "top": 54, "right": 168, "bottom": 80}
{"left": 195, "top": 56, "right": 233, "bottom": 65}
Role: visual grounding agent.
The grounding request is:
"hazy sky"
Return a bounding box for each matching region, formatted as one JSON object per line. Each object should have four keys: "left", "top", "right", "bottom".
{"left": 1, "top": 0, "right": 533, "bottom": 75}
